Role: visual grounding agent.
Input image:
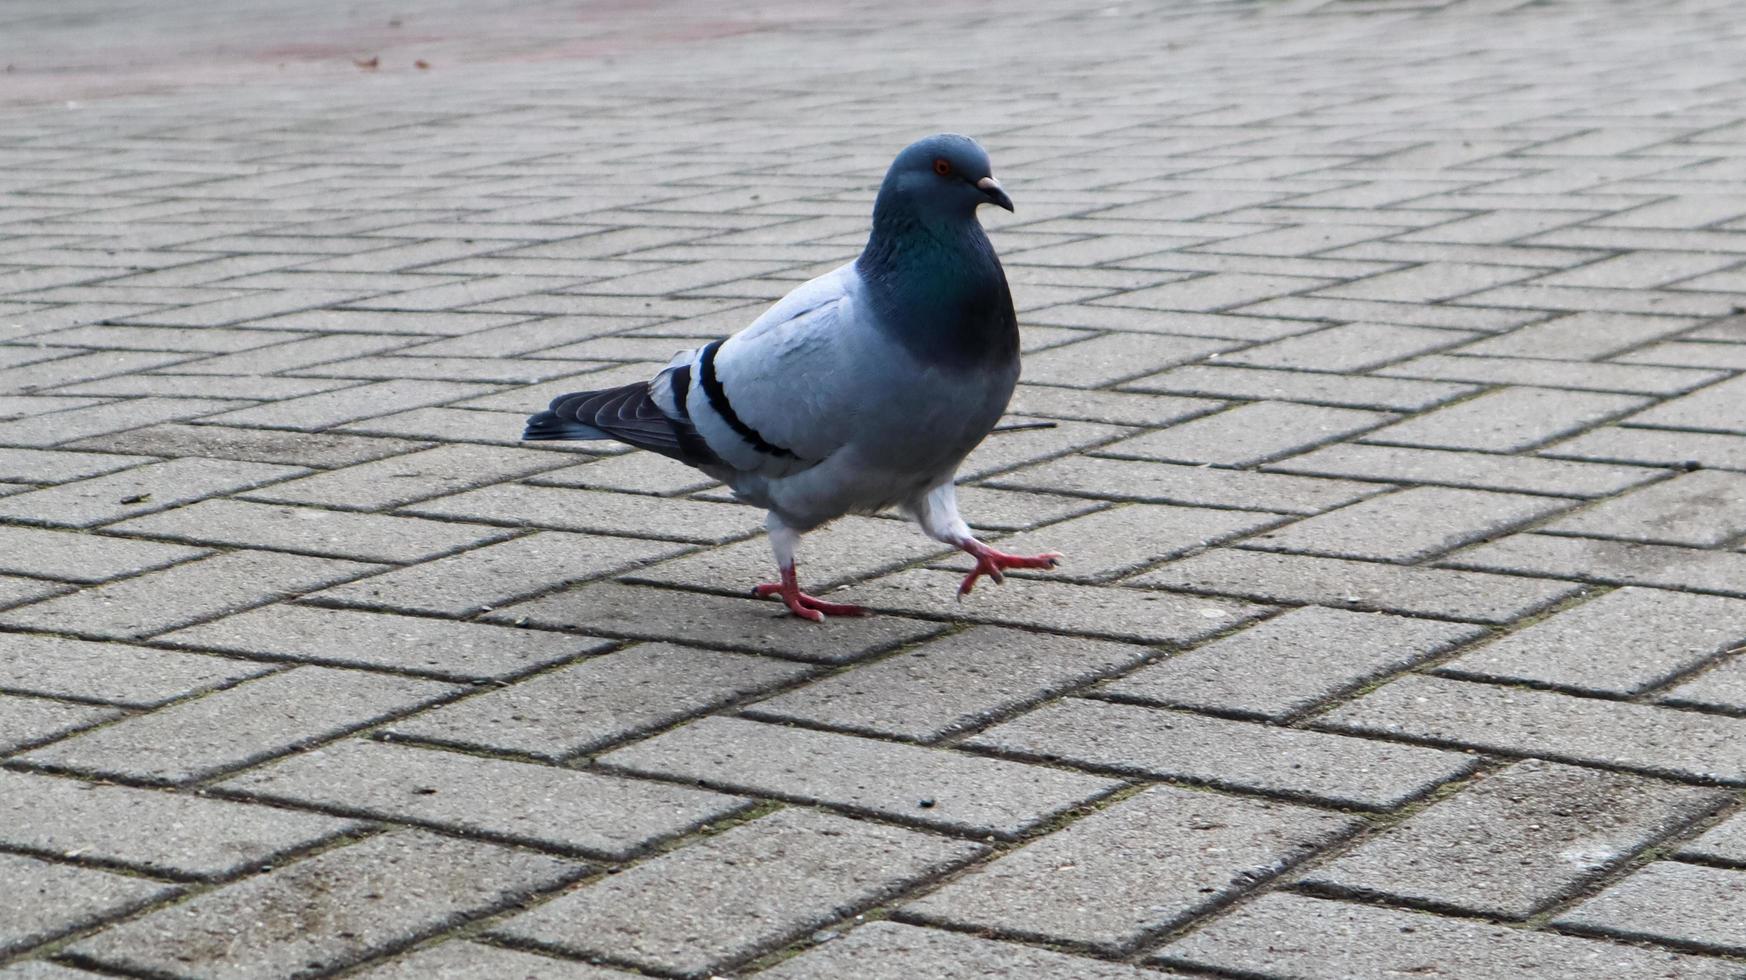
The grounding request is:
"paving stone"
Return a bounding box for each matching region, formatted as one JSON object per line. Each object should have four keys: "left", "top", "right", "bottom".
{"left": 1363, "top": 386, "right": 1651, "bottom": 452}
{"left": 0, "top": 769, "right": 360, "bottom": 880}
{"left": 0, "top": 456, "right": 306, "bottom": 528}
{"left": 968, "top": 698, "right": 1477, "bottom": 811}
{"left": 1131, "top": 547, "right": 1583, "bottom": 624}
{"left": 1268, "top": 442, "right": 1665, "bottom": 497}
{"left": 1663, "top": 656, "right": 1746, "bottom": 713}
{"left": 219, "top": 738, "right": 751, "bottom": 860}
{"left": 600, "top": 716, "right": 1121, "bottom": 839}
{"left": 1440, "top": 587, "right": 1746, "bottom": 695}
{"left": 245, "top": 445, "right": 569, "bottom": 513}
{"left": 65, "top": 423, "right": 425, "bottom": 467}
{"left": 383, "top": 642, "right": 809, "bottom": 759}
{"left": 849, "top": 567, "right": 1270, "bottom": 644}
{"left": 1242, "top": 486, "right": 1573, "bottom": 563}
{"left": 1556, "top": 861, "right": 1746, "bottom": 955}
{"left": 0, "top": 396, "right": 247, "bottom": 448}
{"left": 1460, "top": 311, "right": 1698, "bottom": 358}
{"left": 529, "top": 451, "right": 720, "bottom": 495}
{"left": 69, "top": 830, "right": 583, "bottom": 980}
{"left": 1320, "top": 262, "right": 1536, "bottom": 302}
{"left": 198, "top": 379, "right": 499, "bottom": 431}
{"left": 310, "top": 531, "right": 690, "bottom": 617}
{"left": 0, "top": 693, "right": 121, "bottom": 754}
{"left": 109, "top": 498, "right": 511, "bottom": 563}
{"left": 1624, "top": 375, "right": 1746, "bottom": 434}
{"left": 1018, "top": 333, "right": 1235, "bottom": 387}
{"left": 1123, "top": 363, "right": 1474, "bottom": 412}
{"left": 1097, "top": 272, "right": 1329, "bottom": 314}
{"left": 1004, "top": 383, "right": 1222, "bottom": 427}
{"left": 626, "top": 515, "right": 954, "bottom": 593}
{"left": 351, "top": 941, "right": 636, "bottom": 980}
{"left": 167, "top": 333, "right": 417, "bottom": 376}
{"left": 955, "top": 418, "right": 1134, "bottom": 481}
{"left": 491, "top": 809, "right": 982, "bottom": 979}
{"left": 0, "top": 852, "right": 175, "bottom": 956}
{"left": 1106, "top": 606, "right": 1483, "bottom": 720}
{"left": 1379, "top": 352, "right": 1722, "bottom": 397}
{"left": 960, "top": 503, "right": 1283, "bottom": 581}
{"left": 1680, "top": 810, "right": 1746, "bottom": 866}
{"left": 20, "top": 666, "right": 456, "bottom": 784}
{"left": 938, "top": 485, "right": 1102, "bottom": 532}
{"left": 0, "top": 574, "right": 73, "bottom": 611}
{"left": 0, "top": 351, "right": 193, "bottom": 395}
{"left": 988, "top": 455, "right": 1382, "bottom": 515}
{"left": 159, "top": 603, "right": 607, "bottom": 681}
{"left": 1446, "top": 533, "right": 1746, "bottom": 598}
{"left": 0, "top": 633, "right": 267, "bottom": 707}
{"left": 404, "top": 482, "right": 760, "bottom": 543}
{"left": 0, "top": 550, "right": 381, "bottom": 640}
{"left": 487, "top": 581, "right": 944, "bottom": 663}
{"left": 1155, "top": 893, "right": 1739, "bottom": 980}
{"left": 904, "top": 785, "right": 1356, "bottom": 953}
{"left": 745, "top": 626, "right": 1151, "bottom": 742}
{"left": 762, "top": 921, "right": 1172, "bottom": 980}
{"left": 1100, "top": 401, "right": 1391, "bottom": 467}
{"left": 1542, "top": 470, "right": 1746, "bottom": 547}
{"left": 1320, "top": 673, "right": 1746, "bottom": 784}
{"left": 0, "top": 525, "right": 205, "bottom": 582}
{"left": 1222, "top": 322, "right": 1477, "bottom": 372}
{"left": 0, "top": 447, "right": 156, "bottom": 484}
{"left": 1304, "top": 759, "right": 1725, "bottom": 918}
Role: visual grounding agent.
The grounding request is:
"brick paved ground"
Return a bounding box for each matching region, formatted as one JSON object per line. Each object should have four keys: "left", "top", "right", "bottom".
{"left": 5, "top": 0, "right": 1746, "bottom": 975}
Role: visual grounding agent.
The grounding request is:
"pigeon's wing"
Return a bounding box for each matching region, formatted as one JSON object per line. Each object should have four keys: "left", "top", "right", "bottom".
{"left": 676, "top": 263, "right": 869, "bottom": 478}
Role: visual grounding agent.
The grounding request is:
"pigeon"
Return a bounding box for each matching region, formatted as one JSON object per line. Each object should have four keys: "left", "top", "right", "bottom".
{"left": 523, "top": 133, "right": 1060, "bottom": 621}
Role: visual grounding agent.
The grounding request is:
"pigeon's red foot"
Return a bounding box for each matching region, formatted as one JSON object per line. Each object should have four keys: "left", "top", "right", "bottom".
{"left": 957, "top": 541, "right": 1063, "bottom": 597}
{"left": 754, "top": 567, "right": 869, "bottom": 622}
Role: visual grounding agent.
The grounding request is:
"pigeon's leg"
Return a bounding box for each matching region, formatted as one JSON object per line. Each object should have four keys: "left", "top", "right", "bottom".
{"left": 753, "top": 514, "right": 869, "bottom": 621}
{"left": 910, "top": 481, "right": 1062, "bottom": 597}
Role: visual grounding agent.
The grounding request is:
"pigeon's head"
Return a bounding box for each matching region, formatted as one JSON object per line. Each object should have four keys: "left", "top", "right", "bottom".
{"left": 877, "top": 133, "right": 1014, "bottom": 220}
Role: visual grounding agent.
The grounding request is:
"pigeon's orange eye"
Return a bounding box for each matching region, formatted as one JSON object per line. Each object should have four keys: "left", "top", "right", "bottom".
{"left": 933, "top": 158, "right": 952, "bottom": 176}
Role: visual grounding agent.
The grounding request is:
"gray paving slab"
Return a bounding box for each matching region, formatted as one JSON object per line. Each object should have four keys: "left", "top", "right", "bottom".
{"left": 1439, "top": 587, "right": 1746, "bottom": 695}
{"left": 382, "top": 643, "right": 812, "bottom": 759}
{"left": 1241, "top": 485, "right": 1575, "bottom": 563}
{"left": 745, "top": 626, "right": 1151, "bottom": 741}
{"left": 1320, "top": 673, "right": 1746, "bottom": 784}
{"left": 0, "top": 852, "right": 177, "bottom": 956}
{"left": 1131, "top": 547, "right": 1585, "bottom": 623}
{"left": 19, "top": 666, "right": 457, "bottom": 784}
{"left": 0, "top": 550, "right": 382, "bottom": 640}
{"left": 158, "top": 603, "right": 607, "bottom": 680}
{"left": 107, "top": 498, "right": 512, "bottom": 563}
{"left": 1156, "top": 893, "right": 1741, "bottom": 980}
{"left": 599, "top": 716, "right": 1122, "bottom": 839}
{"left": 0, "top": 693, "right": 122, "bottom": 754}
{"left": 1556, "top": 862, "right": 1746, "bottom": 956}
{"left": 1542, "top": 469, "right": 1746, "bottom": 546}
{"left": 1302, "top": 759, "right": 1726, "bottom": 919}
{"left": 217, "top": 738, "right": 751, "bottom": 860}
{"left": 0, "top": 633, "right": 269, "bottom": 707}
{"left": 68, "top": 830, "right": 585, "bottom": 980}
{"left": 0, "top": 769, "right": 361, "bottom": 880}
{"left": 967, "top": 697, "right": 1479, "bottom": 811}
{"left": 490, "top": 809, "right": 983, "bottom": 979}
{"left": 1267, "top": 442, "right": 1667, "bottom": 498}
{"left": 904, "top": 785, "right": 1356, "bottom": 952}
{"left": 0, "top": 525, "right": 206, "bottom": 582}
{"left": 310, "top": 531, "right": 692, "bottom": 617}
{"left": 1105, "top": 605, "right": 1484, "bottom": 720}
{"left": 0, "top": 456, "right": 306, "bottom": 528}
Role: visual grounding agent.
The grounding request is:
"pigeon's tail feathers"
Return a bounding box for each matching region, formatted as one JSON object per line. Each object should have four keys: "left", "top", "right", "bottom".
{"left": 523, "top": 379, "right": 722, "bottom": 467}
{"left": 521, "top": 409, "right": 609, "bottom": 442}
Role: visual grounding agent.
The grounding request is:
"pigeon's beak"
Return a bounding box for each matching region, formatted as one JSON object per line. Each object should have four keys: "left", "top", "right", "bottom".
{"left": 976, "top": 175, "right": 1014, "bottom": 212}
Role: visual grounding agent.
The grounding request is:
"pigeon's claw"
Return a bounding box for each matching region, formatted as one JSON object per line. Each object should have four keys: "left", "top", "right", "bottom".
{"left": 957, "top": 543, "right": 1063, "bottom": 597}
{"left": 755, "top": 570, "right": 869, "bottom": 621}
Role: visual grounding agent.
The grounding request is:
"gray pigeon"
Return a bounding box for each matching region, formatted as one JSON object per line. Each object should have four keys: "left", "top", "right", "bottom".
{"left": 524, "top": 133, "right": 1060, "bottom": 620}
